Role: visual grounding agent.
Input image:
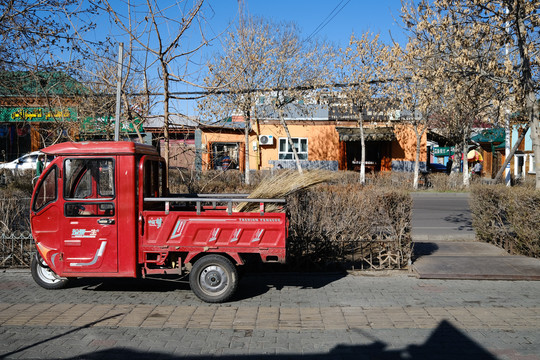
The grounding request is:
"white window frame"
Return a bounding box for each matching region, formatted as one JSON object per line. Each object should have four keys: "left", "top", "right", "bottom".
{"left": 278, "top": 137, "right": 308, "bottom": 160}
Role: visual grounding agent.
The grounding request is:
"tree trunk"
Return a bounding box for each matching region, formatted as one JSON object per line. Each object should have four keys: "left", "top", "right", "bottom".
{"left": 494, "top": 124, "right": 529, "bottom": 182}
{"left": 162, "top": 64, "right": 170, "bottom": 186}
{"left": 528, "top": 93, "right": 540, "bottom": 190}
{"left": 244, "top": 112, "right": 251, "bottom": 185}
{"left": 358, "top": 113, "right": 366, "bottom": 185}
{"left": 462, "top": 139, "right": 469, "bottom": 187}
{"left": 413, "top": 131, "right": 422, "bottom": 190}
{"left": 278, "top": 108, "right": 303, "bottom": 174}
{"left": 514, "top": 5, "right": 540, "bottom": 188}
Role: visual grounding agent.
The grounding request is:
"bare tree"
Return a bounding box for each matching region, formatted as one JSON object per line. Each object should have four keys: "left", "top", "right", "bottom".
{"left": 392, "top": 41, "right": 440, "bottom": 189}
{"left": 266, "top": 24, "right": 334, "bottom": 174}
{"left": 200, "top": 16, "right": 274, "bottom": 184}
{"left": 337, "top": 32, "right": 392, "bottom": 184}
{"left": 0, "top": 0, "right": 98, "bottom": 71}
{"left": 99, "top": 0, "right": 208, "bottom": 182}
{"left": 401, "top": 0, "right": 540, "bottom": 188}
{"left": 401, "top": 0, "right": 509, "bottom": 187}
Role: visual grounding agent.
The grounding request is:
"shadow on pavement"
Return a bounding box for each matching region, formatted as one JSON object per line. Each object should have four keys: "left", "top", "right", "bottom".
{"left": 63, "top": 271, "right": 348, "bottom": 302}
{"left": 235, "top": 272, "right": 347, "bottom": 301}
{"left": 412, "top": 242, "right": 439, "bottom": 260}
{"left": 443, "top": 213, "right": 474, "bottom": 232}
{"left": 2, "top": 319, "right": 495, "bottom": 359}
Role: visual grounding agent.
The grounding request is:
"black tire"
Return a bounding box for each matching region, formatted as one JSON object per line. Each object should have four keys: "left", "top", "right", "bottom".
{"left": 189, "top": 255, "right": 238, "bottom": 303}
{"left": 31, "top": 253, "right": 69, "bottom": 290}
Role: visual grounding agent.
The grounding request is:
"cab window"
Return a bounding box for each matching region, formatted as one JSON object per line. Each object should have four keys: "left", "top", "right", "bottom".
{"left": 32, "top": 166, "right": 57, "bottom": 212}
{"left": 64, "top": 159, "right": 115, "bottom": 199}
{"left": 143, "top": 159, "right": 164, "bottom": 198}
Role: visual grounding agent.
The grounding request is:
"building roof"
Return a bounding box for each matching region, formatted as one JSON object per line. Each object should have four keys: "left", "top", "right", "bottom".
{"left": 471, "top": 128, "right": 505, "bottom": 144}
{"left": 336, "top": 127, "right": 396, "bottom": 142}
{"left": 144, "top": 114, "right": 245, "bottom": 131}
{"left": 256, "top": 104, "right": 329, "bottom": 121}
{"left": 0, "top": 71, "right": 87, "bottom": 97}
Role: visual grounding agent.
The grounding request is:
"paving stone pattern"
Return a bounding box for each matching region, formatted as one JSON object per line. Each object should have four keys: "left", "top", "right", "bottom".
{"left": 0, "top": 271, "right": 539, "bottom": 359}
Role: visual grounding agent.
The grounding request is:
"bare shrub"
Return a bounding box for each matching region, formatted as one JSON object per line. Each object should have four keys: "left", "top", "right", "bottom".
{"left": 0, "top": 188, "right": 32, "bottom": 233}
{"left": 470, "top": 185, "right": 512, "bottom": 250}
{"left": 471, "top": 185, "right": 540, "bottom": 258}
{"left": 169, "top": 169, "right": 258, "bottom": 194}
{"left": 286, "top": 184, "right": 412, "bottom": 271}
{"left": 426, "top": 173, "right": 464, "bottom": 192}
{"left": 507, "top": 187, "right": 540, "bottom": 258}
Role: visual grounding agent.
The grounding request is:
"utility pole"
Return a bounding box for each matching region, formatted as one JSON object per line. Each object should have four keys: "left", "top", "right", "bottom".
{"left": 114, "top": 43, "right": 124, "bottom": 141}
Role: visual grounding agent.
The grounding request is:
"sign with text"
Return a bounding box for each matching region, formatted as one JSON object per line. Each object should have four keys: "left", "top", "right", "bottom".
{"left": 0, "top": 107, "right": 76, "bottom": 122}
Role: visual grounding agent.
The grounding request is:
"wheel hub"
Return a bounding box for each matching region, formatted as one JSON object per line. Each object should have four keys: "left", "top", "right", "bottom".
{"left": 200, "top": 265, "right": 228, "bottom": 294}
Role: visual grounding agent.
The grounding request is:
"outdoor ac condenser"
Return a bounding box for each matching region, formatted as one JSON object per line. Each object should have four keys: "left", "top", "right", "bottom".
{"left": 259, "top": 135, "right": 274, "bottom": 146}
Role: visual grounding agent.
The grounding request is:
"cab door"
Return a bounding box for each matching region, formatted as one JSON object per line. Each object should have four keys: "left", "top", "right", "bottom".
{"left": 62, "top": 157, "right": 118, "bottom": 273}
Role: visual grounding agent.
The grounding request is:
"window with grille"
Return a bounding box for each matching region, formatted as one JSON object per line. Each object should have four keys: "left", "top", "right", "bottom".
{"left": 278, "top": 138, "right": 308, "bottom": 160}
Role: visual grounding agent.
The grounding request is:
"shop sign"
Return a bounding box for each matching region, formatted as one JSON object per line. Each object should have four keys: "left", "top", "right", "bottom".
{"left": 81, "top": 117, "right": 143, "bottom": 134}
{"left": 0, "top": 107, "right": 76, "bottom": 122}
{"left": 432, "top": 146, "right": 456, "bottom": 157}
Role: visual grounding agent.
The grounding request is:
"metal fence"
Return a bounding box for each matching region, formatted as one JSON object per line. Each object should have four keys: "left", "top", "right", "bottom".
{"left": 0, "top": 231, "right": 35, "bottom": 268}
{"left": 0, "top": 234, "right": 410, "bottom": 271}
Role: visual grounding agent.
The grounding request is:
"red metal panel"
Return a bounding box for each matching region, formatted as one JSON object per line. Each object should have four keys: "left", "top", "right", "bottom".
{"left": 141, "top": 210, "right": 287, "bottom": 263}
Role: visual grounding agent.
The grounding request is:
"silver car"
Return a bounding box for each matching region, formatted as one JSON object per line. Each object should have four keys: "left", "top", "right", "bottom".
{"left": 0, "top": 151, "right": 54, "bottom": 174}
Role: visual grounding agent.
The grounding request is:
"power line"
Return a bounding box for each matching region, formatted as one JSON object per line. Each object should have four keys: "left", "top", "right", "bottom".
{"left": 305, "top": 0, "right": 351, "bottom": 42}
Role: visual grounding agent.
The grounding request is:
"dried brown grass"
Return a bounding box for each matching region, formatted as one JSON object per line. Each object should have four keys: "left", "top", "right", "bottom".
{"left": 235, "top": 170, "right": 337, "bottom": 212}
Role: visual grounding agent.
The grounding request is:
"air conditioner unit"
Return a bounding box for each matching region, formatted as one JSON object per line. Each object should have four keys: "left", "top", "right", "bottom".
{"left": 259, "top": 135, "right": 274, "bottom": 146}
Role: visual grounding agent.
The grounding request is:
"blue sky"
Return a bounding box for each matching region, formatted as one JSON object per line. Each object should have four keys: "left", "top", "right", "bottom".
{"left": 89, "top": 0, "right": 408, "bottom": 116}
{"left": 206, "top": 0, "right": 407, "bottom": 47}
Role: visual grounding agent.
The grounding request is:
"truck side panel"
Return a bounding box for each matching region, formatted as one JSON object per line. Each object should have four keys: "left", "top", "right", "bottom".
{"left": 141, "top": 211, "right": 287, "bottom": 264}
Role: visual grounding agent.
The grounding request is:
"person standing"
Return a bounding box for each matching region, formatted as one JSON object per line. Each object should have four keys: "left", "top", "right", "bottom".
{"left": 472, "top": 160, "right": 483, "bottom": 177}
{"left": 221, "top": 155, "right": 231, "bottom": 170}
{"left": 36, "top": 154, "right": 45, "bottom": 177}
{"left": 446, "top": 158, "right": 453, "bottom": 175}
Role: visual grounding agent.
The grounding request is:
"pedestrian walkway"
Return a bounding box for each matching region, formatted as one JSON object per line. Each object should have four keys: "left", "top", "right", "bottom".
{"left": 411, "top": 192, "right": 540, "bottom": 280}
{"left": 1, "top": 271, "right": 539, "bottom": 359}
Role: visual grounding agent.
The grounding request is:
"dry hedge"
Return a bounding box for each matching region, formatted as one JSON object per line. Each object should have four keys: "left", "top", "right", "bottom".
{"left": 286, "top": 184, "right": 412, "bottom": 270}
{"left": 471, "top": 185, "right": 540, "bottom": 258}
{"left": 1, "top": 168, "right": 414, "bottom": 271}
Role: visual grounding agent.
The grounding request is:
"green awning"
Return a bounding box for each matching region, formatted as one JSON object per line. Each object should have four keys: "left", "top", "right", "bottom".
{"left": 471, "top": 128, "right": 505, "bottom": 143}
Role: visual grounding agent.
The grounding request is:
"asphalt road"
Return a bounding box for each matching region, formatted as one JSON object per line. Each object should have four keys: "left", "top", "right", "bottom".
{"left": 411, "top": 192, "right": 476, "bottom": 241}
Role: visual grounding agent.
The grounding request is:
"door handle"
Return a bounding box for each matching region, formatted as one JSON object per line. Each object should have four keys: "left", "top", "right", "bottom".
{"left": 97, "top": 218, "right": 115, "bottom": 225}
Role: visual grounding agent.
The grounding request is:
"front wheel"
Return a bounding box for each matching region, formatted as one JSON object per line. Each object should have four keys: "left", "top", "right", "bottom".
{"left": 189, "top": 255, "right": 238, "bottom": 303}
{"left": 31, "top": 253, "right": 69, "bottom": 290}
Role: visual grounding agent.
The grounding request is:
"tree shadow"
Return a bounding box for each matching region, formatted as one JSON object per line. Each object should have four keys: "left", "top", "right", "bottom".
{"left": 443, "top": 213, "right": 474, "bottom": 232}
{"left": 2, "top": 319, "right": 495, "bottom": 360}
{"left": 411, "top": 242, "right": 439, "bottom": 261}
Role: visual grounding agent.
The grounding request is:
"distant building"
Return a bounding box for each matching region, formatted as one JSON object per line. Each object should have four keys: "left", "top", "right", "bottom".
{"left": 0, "top": 71, "right": 85, "bottom": 160}
{"left": 145, "top": 102, "right": 428, "bottom": 173}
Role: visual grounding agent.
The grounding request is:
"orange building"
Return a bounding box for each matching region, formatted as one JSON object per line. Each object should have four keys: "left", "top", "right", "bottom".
{"left": 199, "top": 104, "right": 427, "bottom": 173}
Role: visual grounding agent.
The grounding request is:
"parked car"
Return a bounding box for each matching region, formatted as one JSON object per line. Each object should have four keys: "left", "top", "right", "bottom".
{"left": 0, "top": 151, "right": 54, "bottom": 174}
{"left": 427, "top": 163, "right": 447, "bottom": 173}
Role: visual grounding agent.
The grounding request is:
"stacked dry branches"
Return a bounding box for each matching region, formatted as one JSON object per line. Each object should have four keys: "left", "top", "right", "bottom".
{"left": 235, "top": 170, "right": 337, "bottom": 212}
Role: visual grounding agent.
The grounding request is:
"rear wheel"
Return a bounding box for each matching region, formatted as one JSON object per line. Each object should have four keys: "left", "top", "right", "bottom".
{"left": 31, "top": 253, "right": 69, "bottom": 290}
{"left": 189, "top": 255, "right": 238, "bottom": 303}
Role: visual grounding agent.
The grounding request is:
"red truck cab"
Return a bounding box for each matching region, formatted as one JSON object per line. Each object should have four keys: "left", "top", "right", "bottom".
{"left": 30, "top": 141, "right": 287, "bottom": 302}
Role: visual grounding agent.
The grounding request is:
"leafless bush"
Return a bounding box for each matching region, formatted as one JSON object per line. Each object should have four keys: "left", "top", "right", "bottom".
{"left": 0, "top": 189, "right": 32, "bottom": 233}
{"left": 507, "top": 187, "right": 540, "bottom": 258}
{"left": 471, "top": 185, "right": 512, "bottom": 250}
{"left": 471, "top": 185, "right": 540, "bottom": 258}
{"left": 286, "top": 184, "right": 412, "bottom": 270}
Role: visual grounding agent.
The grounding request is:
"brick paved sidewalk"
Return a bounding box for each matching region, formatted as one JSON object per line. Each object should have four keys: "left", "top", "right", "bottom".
{"left": 0, "top": 271, "right": 539, "bottom": 359}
